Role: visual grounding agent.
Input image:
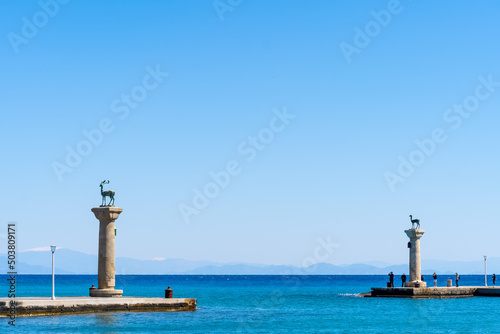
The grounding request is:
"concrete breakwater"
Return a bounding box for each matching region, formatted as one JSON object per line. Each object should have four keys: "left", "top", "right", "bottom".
{"left": 361, "top": 286, "right": 500, "bottom": 298}
{"left": 0, "top": 297, "right": 197, "bottom": 317}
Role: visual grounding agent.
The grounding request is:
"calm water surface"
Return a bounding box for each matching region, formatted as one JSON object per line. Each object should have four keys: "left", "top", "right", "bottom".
{"left": 2, "top": 275, "right": 500, "bottom": 333}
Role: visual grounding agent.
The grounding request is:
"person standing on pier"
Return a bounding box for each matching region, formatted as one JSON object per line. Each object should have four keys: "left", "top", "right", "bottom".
{"left": 493, "top": 273, "right": 496, "bottom": 286}
{"left": 455, "top": 273, "right": 460, "bottom": 287}
{"left": 388, "top": 272, "right": 394, "bottom": 287}
{"left": 401, "top": 273, "right": 407, "bottom": 287}
{"left": 433, "top": 272, "right": 437, "bottom": 287}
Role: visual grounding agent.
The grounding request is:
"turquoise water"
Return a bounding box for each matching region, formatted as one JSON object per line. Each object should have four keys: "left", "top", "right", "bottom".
{"left": 3, "top": 275, "right": 500, "bottom": 333}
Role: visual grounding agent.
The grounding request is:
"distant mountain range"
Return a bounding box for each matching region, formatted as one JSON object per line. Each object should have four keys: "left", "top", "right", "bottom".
{"left": 1, "top": 249, "right": 498, "bottom": 275}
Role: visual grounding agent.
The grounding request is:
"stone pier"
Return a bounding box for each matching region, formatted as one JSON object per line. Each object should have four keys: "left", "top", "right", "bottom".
{"left": 0, "top": 297, "right": 196, "bottom": 316}
{"left": 90, "top": 206, "right": 123, "bottom": 297}
{"left": 404, "top": 228, "right": 426, "bottom": 288}
{"left": 363, "top": 286, "right": 500, "bottom": 298}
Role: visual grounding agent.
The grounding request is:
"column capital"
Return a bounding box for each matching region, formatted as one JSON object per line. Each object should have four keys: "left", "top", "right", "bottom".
{"left": 404, "top": 229, "right": 425, "bottom": 239}
{"left": 91, "top": 207, "right": 123, "bottom": 221}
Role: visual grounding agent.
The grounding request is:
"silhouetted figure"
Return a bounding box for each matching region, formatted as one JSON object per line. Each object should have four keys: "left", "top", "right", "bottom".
{"left": 401, "top": 273, "right": 407, "bottom": 287}
{"left": 455, "top": 273, "right": 460, "bottom": 287}
{"left": 433, "top": 272, "right": 437, "bottom": 287}
{"left": 421, "top": 275, "right": 424, "bottom": 282}
{"left": 388, "top": 271, "right": 394, "bottom": 287}
{"left": 493, "top": 273, "right": 496, "bottom": 287}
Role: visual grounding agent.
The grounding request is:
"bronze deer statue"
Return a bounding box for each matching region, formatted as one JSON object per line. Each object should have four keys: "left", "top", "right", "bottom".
{"left": 100, "top": 180, "right": 115, "bottom": 206}
{"left": 409, "top": 215, "right": 420, "bottom": 229}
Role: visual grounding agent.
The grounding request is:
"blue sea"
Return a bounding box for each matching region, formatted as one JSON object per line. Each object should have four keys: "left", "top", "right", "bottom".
{"left": 3, "top": 275, "right": 500, "bottom": 333}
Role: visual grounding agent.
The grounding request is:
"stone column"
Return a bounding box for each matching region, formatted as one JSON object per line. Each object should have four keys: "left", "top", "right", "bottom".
{"left": 404, "top": 229, "right": 426, "bottom": 288}
{"left": 90, "top": 206, "right": 123, "bottom": 297}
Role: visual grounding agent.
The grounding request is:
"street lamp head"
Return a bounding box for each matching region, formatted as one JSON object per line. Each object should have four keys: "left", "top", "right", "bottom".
{"left": 50, "top": 245, "right": 56, "bottom": 253}
{"left": 484, "top": 255, "right": 487, "bottom": 260}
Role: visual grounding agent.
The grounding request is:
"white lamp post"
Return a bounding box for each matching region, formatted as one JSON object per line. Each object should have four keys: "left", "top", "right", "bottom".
{"left": 484, "top": 255, "right": 487, "bottom": 287}
{"left": 51, "top": 245, "right": 56, "bottom": 300}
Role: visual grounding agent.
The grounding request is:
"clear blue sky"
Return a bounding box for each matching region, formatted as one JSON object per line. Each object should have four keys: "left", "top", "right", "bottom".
{"left": 1, "top": 0, "right": 499, "bottom": 266}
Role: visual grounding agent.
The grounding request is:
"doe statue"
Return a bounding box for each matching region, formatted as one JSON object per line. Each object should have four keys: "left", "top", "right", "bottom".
{"left": 99, "top": 180, "right": 115, "bottom": 207}
{"left": 409, "top": 215, "right": 420, "bottom": 229}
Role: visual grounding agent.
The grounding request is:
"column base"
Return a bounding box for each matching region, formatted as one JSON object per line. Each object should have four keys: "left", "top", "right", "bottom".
{"left": 90, "top": 289, "right": 123, "bottom": 297}
{"left": 404, "top": 281, "right": 427, "bottom": 288}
